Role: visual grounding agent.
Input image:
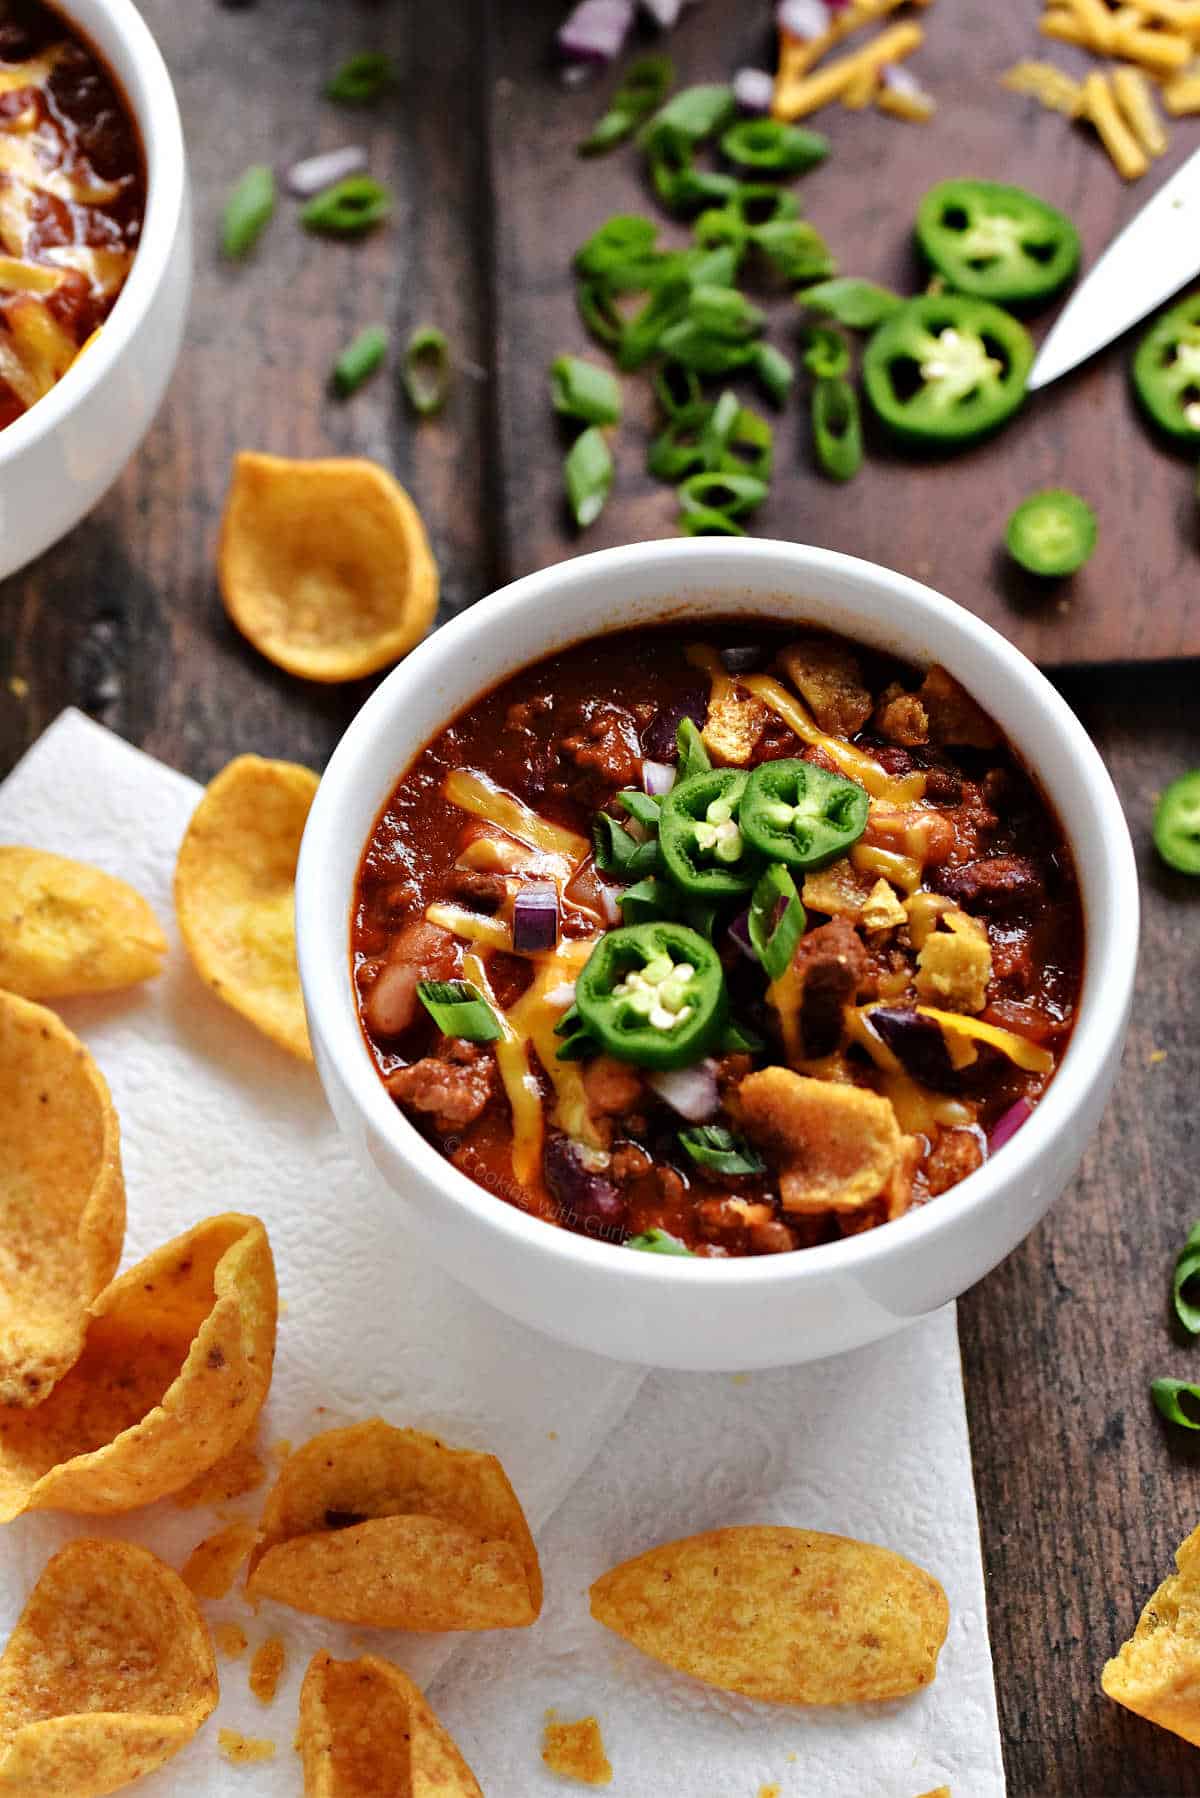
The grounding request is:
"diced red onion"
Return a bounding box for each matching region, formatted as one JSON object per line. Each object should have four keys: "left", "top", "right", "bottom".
{"left": 598, "top": 884, "right": 623, "bottom": 926}
{"left": 733, "top": 67, "right": 775, "bottom": 114}
{"left": 881, "top": 62, "right": 927, "bottom": 96}
{"left": 642, "top": 759, "right": 677, "bottom": 797}
{"left": 513, "top": 881, "right": 559, "bottom": 953}
{"left": 777, "top": 0, "right": 830, "bottom": 39}
{"left": 648, "top": 1060, "right": 720, "bottom": 1121}
{"left": 719, "top": 644, "right": 764, "bottom": 674}
{"left": 989, "top": 1097, "right": 1033, "bottom": 1152}
{"left": 727, "top": 908, "right": 757, "bottom": 963}
{"left": 639, "top": 0, "right": 699, "bottom": 24}
{"left": 557, "top": 0, "right": 635, "bottom": 63}
{"left": 286, "top": 146, "right": 367, "bottom": 198}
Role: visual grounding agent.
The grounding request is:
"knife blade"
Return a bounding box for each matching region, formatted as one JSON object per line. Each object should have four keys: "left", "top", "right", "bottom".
{"left": 1029, "top": 145, "right": 1200, "bottom": 391}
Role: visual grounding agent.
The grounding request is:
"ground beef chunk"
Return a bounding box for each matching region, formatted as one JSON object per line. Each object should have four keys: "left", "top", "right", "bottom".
{"left": 561, "top": 705, "right": 642, "bottom": 790}
{"left": 445, "top": 868, "right": 507, "bottom": 912}
{"left": 921, "top": 765, "right": 964, "bottom": 807}
{"left": 386, "top": 1040, "right": 495, "bottom": 1133}
{"left": 925, "top": 1127, "right": 985, "bottom": 1197}
{"left": 933, "top": 856, "right": 1044, "bottom": 915}
{"left": 791, "top": 918, "right": 870, "bottom": 1058}
{"left": 506, "top": 694, "right": 554, "bottom": 733}
{"left": 583, "top": 1056, "right": 645, "bottom": 1119}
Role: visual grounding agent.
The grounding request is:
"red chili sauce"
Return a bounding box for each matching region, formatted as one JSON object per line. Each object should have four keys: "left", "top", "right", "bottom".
{"left": 0, "top": 0, "right": 145, "bottom": 429}
{"left": 352, "top": 624, "right": 1083, "bottom": 1260}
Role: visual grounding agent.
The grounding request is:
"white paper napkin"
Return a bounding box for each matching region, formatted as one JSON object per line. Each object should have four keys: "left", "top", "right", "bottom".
{"left": 0, "top": 711, "right": 1004, "bottom": 1796}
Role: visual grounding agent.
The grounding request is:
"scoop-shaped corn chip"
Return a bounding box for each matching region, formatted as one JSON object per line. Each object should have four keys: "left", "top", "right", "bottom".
{"left": 0, "top": 1213, "right": 276, "bottom": 1520}
{"left": 590, "top": 1525, "right": 949, "bottom": 1705}
{"left": 0, "top": 993, "right": 124, "bottom": 1408}
{"left": 0, "top": 847, "right": 167, "bottom": 1000}
{"left": 0, "top": 1538, "right": 217, "bottom": 1797}
{"left": 1102, "top": 1522, "right": 1200, "bottom": 1745}
{"left": 174, "top": 755, "right": 317, "bottom": 1060}
{"left": 298, "top": 1649, "right": 482, "bottom": 1797}
{"left": 219, "top": 452, "right": 438, "bottom": 683}
{"left": 246, "top": 1419, "right": 542, "bottom": 1630}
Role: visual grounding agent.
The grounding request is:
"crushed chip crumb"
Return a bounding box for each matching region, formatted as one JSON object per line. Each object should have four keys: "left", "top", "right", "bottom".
{"left": 214, "top": 1621, "right": 249, "bottom": 1659}
{"left": 249, "top": 1634, "right": 286, "bottom": 1704}
{"left": 218, "top": 1729, "right": 276, "bottom": 1764}
{"left": 759, "top": 1787, "right": 781, "bottom": 1798}
{"left": 181, "top": 1520, "right": 258, "bottom": 1599}
{"left": 175, "top": 1436, "right": 266, "bottom": 1508}
{"left": 1149, "top": 1048, "right": 1168, "bottom": 1064}
{"left": 542, "top": 1711, "right": 613, "bottom": 1786}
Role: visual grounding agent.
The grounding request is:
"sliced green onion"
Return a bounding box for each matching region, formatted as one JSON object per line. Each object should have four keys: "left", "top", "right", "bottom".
{"left": 1152, "top": 1377, "right": 1200, "bottom": 1430}
{"left": 554, "top": 1001, "right": 581, "bottom": 1037}
{"left": 676, "top": 716, "right": 711, "bottom": 781}
{"left": 300, "top": 175, "right": 392, "bottom": 236}
{"left": 332, "top": 324, "right": 387, "bottom": 397}
{"left": 555, "top": 1026, "right": 598, "bottom": 1061}
{"left": 678, "top": 1123, "right": 766, "bottom": 1176}
{"left": 723, "top": 405, "right": 774, "bottom": 480}
{"left": 580, "top": 54, "right": 674, "bottom": 156}
{"left": 802, "top": 323, "right": 852, "bottom": 379}
{"left": 221, "top": 165, "right": 275, "bottom": 260}
{"left": 749, "top": 864, "right": 806, "bottom": 984}
{"left": 403, "top": 326, "right": 451, "bottom": 415}
{"left": 700, "top": 389, "right": 740, "bottom": 465}
{"left": 752, "top": 220, "right": 835, "bottom": 284}
{"left": 753, "top": 342, "right": 794, "bottom": 407}
{"left": 592, "top": 811, "right": 641, "bottom": 874}
{"left": 812, "top": 376, "right": 864, "bottom": 483}
{"left": 654, "top": 361, "right": 705, "bottom": 421}
{"left": 416, "top": 980, "right": 502, "bottom": 1043}
{"left": 685, "top": 242, "right": 744, "bottom": 287}
{"left": 1173, "top": 1222, "right": 1200, "bottom": 1334}
{"left": 550, "top": 355, "right": 621, "bottom": 427}
{"left": 800, "top": 277, "right": 904, "bottom": 329}
{"left": 617, "top": 276, "right": 692, "bottom": 371}
{"left": 657, "top": 321, "right": 758, "bottom": 375}
{"left": 576, "top": 281, "right": 624, "bottom": 347}
{"left": 616, "top": 789, "right": 662, "bottom": 830}
{"left": 627, "top": 1227, "right": 696, "bottom": 1256}
{"left": 686, "top": 284, "right": 765, "bottom": 341}
{"left": 575, "top": 215, "right": 659, "bottom": 278}
{"left": 680, "top": 506, "right": 746, "bottom": 536}
{"left": 679, "top": 470, "right": 768, "bottom": 520}
{"left": 644, "top": 84, "right": 736, "bottom": 145}
{"left": 721, "top": 1017, "right": 765, "bottom": 1054}
{"left": 693, "top": 206, "right": 748, "bottom": 251}
{"left": 564, "top": 426, "right": 614, "bottom": 529}
{"left": 682, "top": 896, "right": 721, "bottom": 940}
{"left": 727, "top": 186, "right": 800, "bottom": 229}
{"left": 648, "top": 416, "right": 709, "bottom": 481}
{"left": 326, "top": 52, "right": 396, "bottom": 104}
{"left": 656, "top": 164, "right": 741, "bottom": 215}
{"left": 720, "top": 118, "right": 829, "bottom": 175}
{"left": 620, "top": 875, "right": 679, "bottom": 926}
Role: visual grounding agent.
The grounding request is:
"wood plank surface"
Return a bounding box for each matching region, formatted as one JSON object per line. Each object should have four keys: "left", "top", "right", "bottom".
{"left": 488, "top": 0, "right": 1200, "bottom": 664}
{"left": 1, "top": 3, "right": 1200, "bottom": 1793}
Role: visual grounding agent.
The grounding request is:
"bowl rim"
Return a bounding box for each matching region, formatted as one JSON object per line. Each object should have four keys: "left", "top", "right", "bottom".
{"left": 0, "top": 0, "right": 187, "bottom": 470}
{"left": 297, "top": 537, "right": 1139, "bottom": 1290}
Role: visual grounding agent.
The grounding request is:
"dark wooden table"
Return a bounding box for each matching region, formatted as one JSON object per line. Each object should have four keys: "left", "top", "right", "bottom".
{"left": 1, "top": 2, "right": 1198, "bottom": 1791}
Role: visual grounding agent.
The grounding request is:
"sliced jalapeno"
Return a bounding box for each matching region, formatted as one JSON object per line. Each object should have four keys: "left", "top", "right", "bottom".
{"left": 574, "top": 921, "right": 728, "bottom": 1069}
{"left": 740, "top": 758, "right": 869, "bottom": 870}
{"left": 915, "top": 179, "right": 1080, "bottom": 307}
{"left": 1133, "top": 295, "right": 1200, "bottom": 443}
{"left": 659, "top": 768, "right": 759, "bottom": 898}
{"left": 862, "top": 294, "right": 1033, "bottom": 448}
{"left": 1154, "top": 770, "right": 1200, "bottom": 876}
{"left": 1005, "top": 488, "right": 1096, "bottom": 577}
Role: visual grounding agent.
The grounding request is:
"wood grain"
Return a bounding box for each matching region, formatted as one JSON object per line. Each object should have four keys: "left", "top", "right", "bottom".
{"left": 1, "top": 3, "right": 1199, "bottom": 1792}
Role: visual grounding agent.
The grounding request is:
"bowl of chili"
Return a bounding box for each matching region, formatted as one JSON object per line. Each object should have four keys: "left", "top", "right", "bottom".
{"left": 0, "top": 0, "right": 190, "bottom": 578}
{"left": 296, "top": 538, "right": 1138, "bottom": 1371}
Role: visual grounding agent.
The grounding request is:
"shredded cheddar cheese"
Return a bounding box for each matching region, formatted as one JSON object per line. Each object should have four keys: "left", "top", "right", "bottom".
{"left": 772, "top": 20, "right": 925, "bottom": 120}
{"left": 1001, "top": 59, "right": 1086, "bottom": 116}
{"left": 1082, "top": 69, "right": 1151, "bottom": 176}
{"left": 1113, "top": 63, "right": 1170, "bottom": 148}
{"left": 845, "top": 1009, "right": 975, "bottom": 1131}
{"left": 463, "top": 951, "right": 546, "bottom": 1184}
{"left": 850, "top": 841, "right": 923, "bottom": 894}
{"left": 425, "top": 904, "right": 512, "bottom": 950}
{"left": 916, "top": 1005, "right": 1055, "bottom": 1074}
{"left": 443, "top": 768, "right": 588, "bottom": 866}
{"left": 737, "top": 674, "right": 927, "bottom": 804}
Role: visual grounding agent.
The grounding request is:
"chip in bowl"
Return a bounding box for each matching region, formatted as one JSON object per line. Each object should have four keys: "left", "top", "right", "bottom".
{"left": 0, "top": 1538, "right": 217, "bottom": 1797}
{"left": 298, "top": 1649, "right": 482, "bottom": 1797}
{"left": 218, "top": 451, "right": 438, "bottom": 683}
{"left": 174, "top": 754, "right": 317, "bottom": 1060}
{"left": 0, "top": 1213, "right": 276, "bottom": 1520}
{"left": 245, "top": 1419, "right": 542, "bottom": 1629}
{"left": 590, "top": 1525, "right": 949, "bottom": 1705}
{"left": 0, "top": 991, "right": 125, "bottom": 1408}
{"left": 0, "top": 847, "right": 167, "bottom": 999}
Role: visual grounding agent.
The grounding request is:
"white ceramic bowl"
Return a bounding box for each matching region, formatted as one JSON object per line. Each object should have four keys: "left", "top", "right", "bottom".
{"left": 0, "top": 0, "right": 190, "bottom": 578}
{"left": 297, "top": 539, "right": 1138, "bottom": 1372}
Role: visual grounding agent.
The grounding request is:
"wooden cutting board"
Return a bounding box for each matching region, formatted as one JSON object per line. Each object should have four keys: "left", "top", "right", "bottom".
{"left": 488, "top": 0, "right": 1200, "bottom": 666}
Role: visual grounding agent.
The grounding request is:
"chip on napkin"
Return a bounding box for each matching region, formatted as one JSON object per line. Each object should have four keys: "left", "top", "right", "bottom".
{"left": 299, "top": 1649, "right": 482, "bottom": 1796}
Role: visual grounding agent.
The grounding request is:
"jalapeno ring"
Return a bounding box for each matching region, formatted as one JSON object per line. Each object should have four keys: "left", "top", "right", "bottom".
{"left": 739, "top": 758, "right": 869, "bottom": 870}
{"left": 574, "top": 921, "right": 729, "bottom": 1069}
{"left": 659, "top": 768, "right": 760, "bottom": 898}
